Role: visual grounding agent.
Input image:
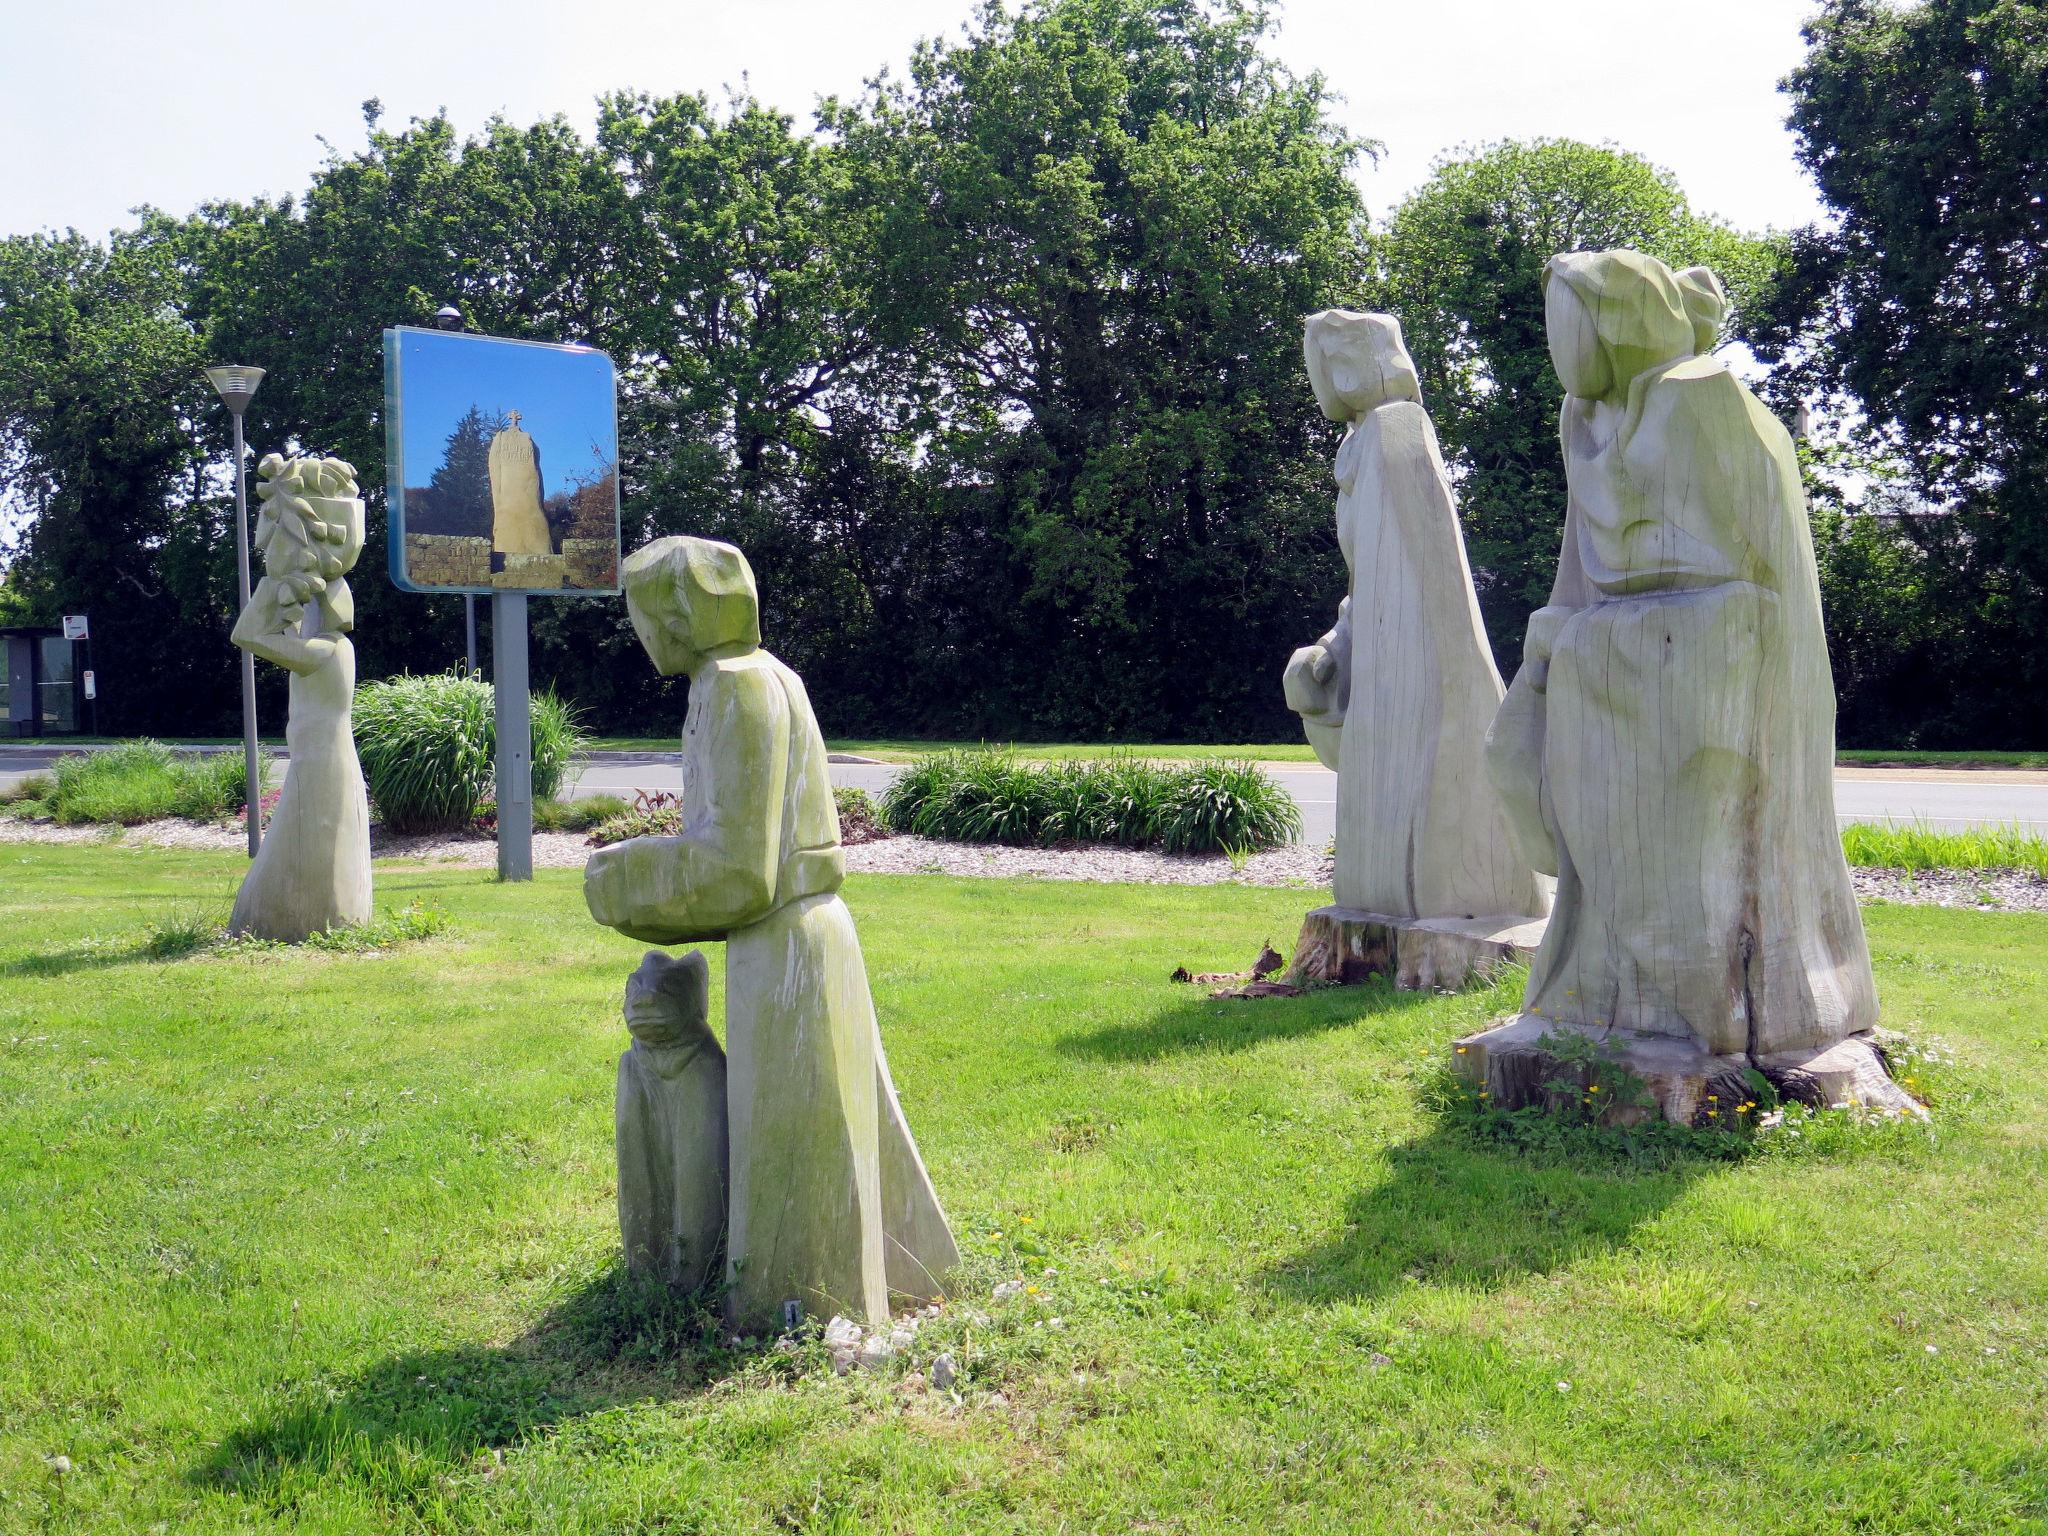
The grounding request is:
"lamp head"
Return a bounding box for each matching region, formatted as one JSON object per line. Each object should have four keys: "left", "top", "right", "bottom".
{"left": 203, "top": 365, "right": 265, "bottom": 415}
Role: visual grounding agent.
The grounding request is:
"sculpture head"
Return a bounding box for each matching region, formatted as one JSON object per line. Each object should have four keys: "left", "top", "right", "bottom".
{"left": 1303, "top": 309, "right": 1422, "bottom": 421}
{"left": 254, "top": 454, "right": 365, "bottom": 630}
{"left": 1543, "top": 250, "right": 1712, "bottom": 403}
{"left": 623, "top": 948, "right": 711, "bottom": 1049}
{"left": 621, "top": 536, "right": 761, "bottom": 675}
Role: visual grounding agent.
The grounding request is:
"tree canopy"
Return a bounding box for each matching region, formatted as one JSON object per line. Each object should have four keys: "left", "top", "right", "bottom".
{"left": 1753, "top": 0, "right": 2048, "bottom": 745}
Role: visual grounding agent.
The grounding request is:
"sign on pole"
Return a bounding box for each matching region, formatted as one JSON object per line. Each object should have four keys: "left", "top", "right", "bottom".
{"left": 61, "top": 614, "right": 89, "bottom": 641}
{"left": 83, "top": 671, "right": 96, "bottom": 701}
{"left": 380, "top": 327, "right": 622, "bottom": 880}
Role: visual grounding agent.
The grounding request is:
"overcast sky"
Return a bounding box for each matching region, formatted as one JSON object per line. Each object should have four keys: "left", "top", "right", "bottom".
{"left": 1, "top": 0, "right": 1828, "bottom": 242}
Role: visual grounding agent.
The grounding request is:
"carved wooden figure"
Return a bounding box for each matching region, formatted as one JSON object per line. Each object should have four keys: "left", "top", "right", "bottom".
{"left": 586, "top": 537, "right": 959, "bottom": 1328}
{"left": 1461, "top": 250, "right": 1916, "bottom": 1121}
{"left": 228, "top": 454, "right": 372, "bottom": 942}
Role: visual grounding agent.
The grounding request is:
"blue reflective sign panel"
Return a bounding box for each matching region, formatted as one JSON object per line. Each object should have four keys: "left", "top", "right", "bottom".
{"left": 383, "top": 327, "right": 621, "bottom": 595}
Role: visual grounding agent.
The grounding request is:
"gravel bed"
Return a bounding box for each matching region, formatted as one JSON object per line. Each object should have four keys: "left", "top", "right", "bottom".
{"left": 1852, "top": 865, "right": 2048, "bottom": 912}
{"left": 8, "top": 814, "right": 2047, "bottom": 908}
{"left": 842, "top": 834, "right": 1332, "bottom": 887}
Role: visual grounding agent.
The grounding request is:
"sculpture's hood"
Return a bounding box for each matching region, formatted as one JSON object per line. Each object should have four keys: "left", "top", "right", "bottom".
{"left": 622, "top": 536, "right": 761, "bottom": 668}
{"left": 1304, "top": 309, "right": 1422, "bottom": 421}
{"left": 1543, "top": 250, "right": 1721, "bottom": 393}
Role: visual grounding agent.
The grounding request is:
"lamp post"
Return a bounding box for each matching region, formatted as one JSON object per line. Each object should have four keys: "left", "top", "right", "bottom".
{"left": 204, "top": 365, "right": 267, "bottom": 857}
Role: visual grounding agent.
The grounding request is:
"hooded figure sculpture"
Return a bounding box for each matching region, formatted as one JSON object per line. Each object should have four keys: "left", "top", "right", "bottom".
{"left": 585, "top": 536, "right": 958, "bottom": 1328}
{"left": 1485, "top": 249, "right": 1879, "bottom": 1067}
{"left": 1283, "top": 310, "right": 1548, "bottom": 926}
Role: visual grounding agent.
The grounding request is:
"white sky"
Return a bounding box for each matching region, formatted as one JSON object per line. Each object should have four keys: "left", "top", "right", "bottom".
{"left": 2, "top": 0, "right": 1826, "bottom": 242}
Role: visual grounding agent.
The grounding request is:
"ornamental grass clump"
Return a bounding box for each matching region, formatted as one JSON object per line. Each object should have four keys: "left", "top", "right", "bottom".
{"left": 46, "top": 741, "right": 256, "bottom": 825}
{"left": 353, "top": 670, "right": 586, "bottom": 833}
{"left": 878, "top": 749, "right": 1295, "bottom": 854}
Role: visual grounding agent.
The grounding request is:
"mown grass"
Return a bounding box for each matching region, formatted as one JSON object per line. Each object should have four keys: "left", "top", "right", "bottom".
{"left": 1843, "top": 820, "right": 2048, "bottom": 877}
{"left": 1, "top": 844, "right": 2045, "bottom": 1532}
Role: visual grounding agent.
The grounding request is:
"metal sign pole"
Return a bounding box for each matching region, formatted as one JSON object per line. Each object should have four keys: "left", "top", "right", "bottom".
{"left": 465, "top": 594, "right": 478, "bottom": 673}
{"left": 491, "top": 591, "right": 533, "bottom": 880}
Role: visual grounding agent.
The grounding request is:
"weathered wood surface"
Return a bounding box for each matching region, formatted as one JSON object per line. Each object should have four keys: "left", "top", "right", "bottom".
{"left": 1287, "top": 904, "right": 1546, "bottom": 992}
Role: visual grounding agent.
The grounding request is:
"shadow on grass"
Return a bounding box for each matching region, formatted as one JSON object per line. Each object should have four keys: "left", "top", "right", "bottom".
{"left": 194, "top": 1265, "right": 748, "bottom": 1503}
{"left": 1266, "top": 1110, "right": 1717, "bottom": 1303}
{"left": 1055, "top": 979, "right": 1434, "bottom": 1062}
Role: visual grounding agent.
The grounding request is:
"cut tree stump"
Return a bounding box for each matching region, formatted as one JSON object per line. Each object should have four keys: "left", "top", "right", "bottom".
{"left": 1285, "top": 905, "right": 1546, "bottom": 992}
{"left": 1448, "top": 1015, "right": 1925, "bottom": 1126}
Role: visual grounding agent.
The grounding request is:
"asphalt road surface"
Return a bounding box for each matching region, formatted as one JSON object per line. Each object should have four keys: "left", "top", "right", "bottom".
{"left": 5, "top": 747, "right": 2044, "bottom": 847}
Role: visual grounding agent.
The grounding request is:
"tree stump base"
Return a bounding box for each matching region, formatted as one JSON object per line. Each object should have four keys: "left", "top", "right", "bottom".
{"left": 1450, "top": 1015, "right": 1925, "bottom": 1126}
{"left": 1286, "top": 905, "right": 1547, "bottom": 992}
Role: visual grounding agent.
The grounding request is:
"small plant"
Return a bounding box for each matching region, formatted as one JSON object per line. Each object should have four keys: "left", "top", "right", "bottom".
{"left": 589, "top": 789, "right": 684, "bottom": 847}
{"left": 834, "top": 786, "right": 889, "bottom": 844}
{"left": 354, "top": 671, "right": 587, "bottom": 833}
{"left": 533, "top": 794, "right": 627, "bottom": 833}
{"left": 1535, "top": 1028, "right": 1658, "bottom": 1125}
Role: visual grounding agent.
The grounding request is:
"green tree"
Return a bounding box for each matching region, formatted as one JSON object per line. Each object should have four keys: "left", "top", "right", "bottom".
{"left": 0, "top": 232, "right": 228, "bottom": 734}
{"left": 1751, "top": 0, "right": 2048, "bottom": 746}
{"left": 1379, "top": 138, "right": 1776, "bottom": 664}
{"left": 825, "top": 0, "right": 1372, "bottom": 736}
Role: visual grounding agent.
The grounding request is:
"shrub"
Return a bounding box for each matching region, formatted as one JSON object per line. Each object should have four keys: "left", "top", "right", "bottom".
{"left": 353, "top": 671, "right": 587, "bottom": 833}
{"left": 534, "top": 794, "right": 627, "bottom": 833}
{"left": 45, "top": 741, "right": 257, "bottom": 826}
{"left": 1155, "top": 759, "right": 1303, "bottom": 854}
{"left": 879, "top": 749, "right": 1296, "bottom": 853}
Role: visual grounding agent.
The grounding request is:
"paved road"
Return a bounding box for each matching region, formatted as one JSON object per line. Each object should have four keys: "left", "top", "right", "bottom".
{"left": 6, "top": 746, "right": 2045, "bottom": 846}
{"left": 560, "top": 755, "right": 2048, "bottom": 846}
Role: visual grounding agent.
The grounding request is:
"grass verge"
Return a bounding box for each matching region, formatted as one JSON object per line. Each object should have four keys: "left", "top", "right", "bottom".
{"left": 0, "top": 846, "right": 2044, "bottom": 1531}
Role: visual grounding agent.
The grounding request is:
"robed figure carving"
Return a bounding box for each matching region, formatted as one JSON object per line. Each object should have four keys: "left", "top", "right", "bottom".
{"left": 228, "top": 455, "right": 372, "bottom": 941}
{"left": 1284, "top": 310, "right": 1548, "bottom": 925}
{"left": 1486, "top": 250, "right": 1878, "bottom": 1061}
{"left": 586, "top": 537, "right": 958, "bottom": 1329}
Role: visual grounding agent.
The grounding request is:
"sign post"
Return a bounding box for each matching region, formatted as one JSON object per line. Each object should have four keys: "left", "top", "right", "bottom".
{"left": 382, "top": 326, "right": 620, "bottom": 881}
{"left": 491, "top": 593, "right": 533, "bottom": 880}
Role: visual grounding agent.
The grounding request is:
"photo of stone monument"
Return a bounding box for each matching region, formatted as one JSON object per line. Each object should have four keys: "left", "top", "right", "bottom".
{"left": 382, "top": 328, "right": 621, "bottom": 595}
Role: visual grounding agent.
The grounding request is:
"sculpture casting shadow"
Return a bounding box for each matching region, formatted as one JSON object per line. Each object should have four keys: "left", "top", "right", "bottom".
{"left": 1055, "top": 980, "right": 1435, "bottom": 1064}
{"left": 1263, "top": 1114, "right": 1711, "bottom": 1304}
{"left": 193, "top": 1266, "right": 743, "bottom": 1499}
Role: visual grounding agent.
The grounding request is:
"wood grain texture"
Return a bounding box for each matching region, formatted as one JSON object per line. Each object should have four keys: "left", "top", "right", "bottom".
{"left": 586, "top": 537, "right": 960, "bottom": 1329}
{"left": 1486, "top": 250, "right": 1879, "bottom": 1062}
{"left": 1283, "top": 311, "right": 1549, "bottom": 927}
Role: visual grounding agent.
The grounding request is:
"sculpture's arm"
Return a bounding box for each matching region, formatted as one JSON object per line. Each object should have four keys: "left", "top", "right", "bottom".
{"left": 230, "top": 576, "right": 337, "bottom": 676}
{"left": 584, "top": 665, "right": 789, "bottom": 945}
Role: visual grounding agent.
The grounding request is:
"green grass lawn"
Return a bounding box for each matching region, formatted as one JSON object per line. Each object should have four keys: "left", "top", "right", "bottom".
{"left": 2, "top": 848, "right": 2046, "bottom": 1533}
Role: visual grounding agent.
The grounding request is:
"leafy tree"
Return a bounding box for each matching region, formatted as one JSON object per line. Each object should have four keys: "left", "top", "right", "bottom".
{"left": 1379, "top": 139, "right": 1777, "bottom": 665}
{"left": 823, "top": 0, "right": 1371, "bottom": 736}
{"left": 0, "top": 232, "right": 228, "bottom": 734}
{"left": 1751, "top": 0, "right": 2048, "bottom": 745}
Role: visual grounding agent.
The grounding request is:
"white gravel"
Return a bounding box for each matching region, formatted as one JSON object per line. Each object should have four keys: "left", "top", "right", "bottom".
{"left": 7, "top": 815, "right": 2046, "bottom": 909}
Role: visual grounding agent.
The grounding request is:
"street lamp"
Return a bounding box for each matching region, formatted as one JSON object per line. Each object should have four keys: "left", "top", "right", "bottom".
{"left": 204, "top": 364, "right": 267, "bottom": 858}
